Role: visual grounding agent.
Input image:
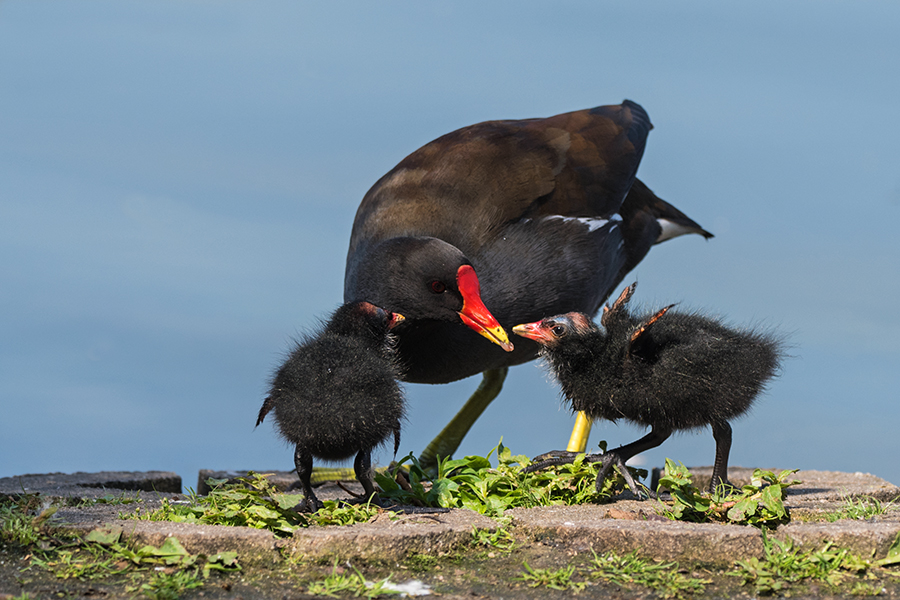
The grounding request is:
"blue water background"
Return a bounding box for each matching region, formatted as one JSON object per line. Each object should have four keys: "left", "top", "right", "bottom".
{"left": 2, "top": 2, "right": 898, "bottom": 489}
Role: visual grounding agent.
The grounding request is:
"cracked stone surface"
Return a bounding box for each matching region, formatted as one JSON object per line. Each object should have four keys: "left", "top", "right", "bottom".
{"left": 2, "top": 467, "right": 898, "bottom": 566}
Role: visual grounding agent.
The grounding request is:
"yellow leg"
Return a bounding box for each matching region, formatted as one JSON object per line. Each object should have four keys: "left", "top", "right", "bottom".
{"left": 418, "top": 367, "right": 508, "bottom": 473}
{"left": 310, "top": 467, "right": 355, "bottom": 484}
{"left": 566, "top": 411, "right": 593, "bottom": 452}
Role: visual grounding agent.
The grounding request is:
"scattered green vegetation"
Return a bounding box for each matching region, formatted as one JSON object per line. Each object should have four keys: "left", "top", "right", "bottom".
{"left": 734, "top": 530, "right": 900, "bottom": 595}
{"left": 78, "top": 491, "right": 143, "bottom": 507}
{"left": 1, "top": 494, "right": 55, "bottom": 547}
{"left": 0, "top": 495, "right": 241, "bottom": 599}
{"left": 305, "top": 559, "right": 400, "bottom": 597}
{"left": 470, "top": 521, "right": 516, "bottom": 553}
{"left": 589, "top": 550, "right": 710, "bottom": 598}
{"left": 308, "top": 500, "right": 382, "bottom": 527}
{"left": 516, "top": 551, "right": 710, "bottom": 596}
{"left": 4, "top": 486, "right": 900, "bottom": 599}
{"left": 139, "top": 568, "right": 204, "bottom": 600}
{"left": 517, "top": 561, "right": 587, "bottom": 592}
{"left": 824, "top": 495, "right": 897, "bottom": 522}
{"left": 124, "top": 472, "right": 382, "bottom": 535}
{"left": 126, "top": 472, "right": 308, "bottom": 535}
{"left": 657, "top": 459, "right": 800, "bottom": 527}
{"left": 376, "top": 441, "right": 645, "bottom": 517}
{"left": 31, "top": 530, "right": 240, "bottom": 582}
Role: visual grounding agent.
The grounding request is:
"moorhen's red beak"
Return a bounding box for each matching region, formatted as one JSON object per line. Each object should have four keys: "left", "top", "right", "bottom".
{"left": 456, "top": 265, "right": 514, "bottom": 352}
{"left": 511, "top": 320, "right": 550, "bottom": 343}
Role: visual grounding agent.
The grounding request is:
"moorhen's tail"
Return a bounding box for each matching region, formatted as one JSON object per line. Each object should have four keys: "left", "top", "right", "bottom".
{"left": 622, "top": 179, "right": 714, "bottom": 242}
{"left": 615, "top": 179, "right": 713, "bottom": 281}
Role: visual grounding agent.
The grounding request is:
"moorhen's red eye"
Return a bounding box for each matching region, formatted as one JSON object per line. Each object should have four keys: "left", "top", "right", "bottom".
{"left": 430, "top": 280, "right": 447, "bottom": 294}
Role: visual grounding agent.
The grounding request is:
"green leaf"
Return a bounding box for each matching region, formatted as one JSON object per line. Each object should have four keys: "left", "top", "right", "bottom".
{"left": 760, "top": 484, "right": 786, "bottom": 518}
{"left": 154, "top": 536, "right": 190, "bottom": 557}
{"left": 875, "top": 532, "right": 900, "bottom": 567}
{"left": 84, "top": 526, "right": 122, "bottom": 546}
{"left": 727, "top": 497, "right": 758, "bottom": 522}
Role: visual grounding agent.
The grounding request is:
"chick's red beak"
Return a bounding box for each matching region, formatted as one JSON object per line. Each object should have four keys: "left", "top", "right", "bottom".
{"left": 456, "top": 265, "right": 514, "bottom": 352}
{"left": 387, "top": 312, "right": 405, "bottom": 330}
{"left": 511, "top": 320, "right": 550, "bottom": 343}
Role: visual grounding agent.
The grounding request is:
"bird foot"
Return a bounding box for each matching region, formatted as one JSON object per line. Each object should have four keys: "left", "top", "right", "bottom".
{"left": 292, "top": 495, "right": 324, "bottom": 514}
{"left": 589, "top": 452, "right": 653, "bottom": 500}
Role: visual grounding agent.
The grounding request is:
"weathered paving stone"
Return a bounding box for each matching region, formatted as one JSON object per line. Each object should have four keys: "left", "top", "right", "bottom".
{"left": 55, "top": 507, "right": 282, "bottom": 567}
{"left": 0, "top": 470, "right": 182, "bottom": 498}
{"left": 4, "top": 466, "right": 898, "bottom": 568}
{"left": 287, "top": 508, "right": 500, "bottom": 561}
{"left": 510, "top": 469, "right": 900, "bottom": 566}
{"left": 507, "top": 503, "right": 765, "bottom": 565}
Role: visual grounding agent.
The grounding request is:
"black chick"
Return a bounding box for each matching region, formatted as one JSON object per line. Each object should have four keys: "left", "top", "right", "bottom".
{"left": 256, "top": 301, "right": 406, "bottom": 512}
{"left": 512, "top": 282, "right": 783, "bottom": 496}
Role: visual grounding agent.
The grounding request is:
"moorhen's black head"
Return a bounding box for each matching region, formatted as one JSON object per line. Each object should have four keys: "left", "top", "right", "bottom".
{"left": 324, "top": 301, "right": 405, "bottom": 346}
{"left": 345, "top": 237, "right": 514, "bottom": 352}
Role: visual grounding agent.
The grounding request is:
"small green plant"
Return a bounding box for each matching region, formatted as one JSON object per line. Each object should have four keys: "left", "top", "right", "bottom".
{"left": 471, "top": 523, "right": 516, "bottom": 553}
{"left": 376, "top": 441, "right": 645, "bottom": 517}
{"left": 139, "top": 569, "right": 204, "bottom": 600}
{"left": 308, "top": 500, "right": 382, "bottom": 527}
{"left": 849, "top": 581, "right": 886, "bottom": 596}
{"left": 78, "top": 491, "right": 142, "bottom": 507}
{"left": 517, "top": 561, "right": 587, "bottom": 592}
{"left": 657, "top": 459, "right": 800, "bottom": 527}
{"left": 306, "top": 559, "right": 400, "bottom": 597}
{"left": 127, "top": 473, "right": 309, "bottom": 535}
{"left": 125, "top": 473, "right": 383, "bottom": 535}
{"left": 734, "top": 530, "right": 876, "bottom": 595}
{"left": 27, "top": 525, "right": 240, "bottom": 599}
{"left": 589, "top": 550, "right": 709, "bottom": 598}
{"left": 1, "top": 494, "right": 56, "bottom": 547}
{"left": 824, "top": 496, "right": 896, "bottom": 523}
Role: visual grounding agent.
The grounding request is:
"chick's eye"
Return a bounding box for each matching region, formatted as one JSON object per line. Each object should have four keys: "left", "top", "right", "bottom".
{"left": 551, "top": 324, "right": 567, "bottom": 337}
{"left": 430, "top": 280, "right": 447, "bottom": 294}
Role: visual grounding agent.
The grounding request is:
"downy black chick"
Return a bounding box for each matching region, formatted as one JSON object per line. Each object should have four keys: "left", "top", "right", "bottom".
{"left": 256, "top": 301, "right": 406, "bottom": 512}
{"left": 512, "top": 282, "right": 783, "bottom": 496}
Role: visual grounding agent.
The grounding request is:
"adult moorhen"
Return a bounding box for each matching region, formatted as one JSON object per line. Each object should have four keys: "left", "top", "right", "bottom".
{"left": 513, "top": 283, "right": 784, "bottom": 496}
{"left": 256, "top": 301, "right": 405, "bottom": 512}
{"left": 344, "top": 100, "right": 712, "bottom": 470}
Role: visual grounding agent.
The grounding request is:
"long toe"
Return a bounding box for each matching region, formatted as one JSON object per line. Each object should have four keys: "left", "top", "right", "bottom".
{"left": 524, "top": 450, "right": 581, "bottom": 473}
{"left": 595, "top": 453, "right": 652, "bottom": 499}
{"left": 295, "top": 497, "right": 323, "bottom": 514}
{"left": 533, "top": 450, "right": 581, "bottom": 462}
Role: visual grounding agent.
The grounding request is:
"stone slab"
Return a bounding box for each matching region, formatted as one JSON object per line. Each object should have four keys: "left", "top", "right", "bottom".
{"left": 5, "top": 466, "right": 899, "bottom": 567}
{"left": 287, "top": 508, "right": 500, "bottom": 561}
{"left": 0, "top": 471, "right": 182, "bottom": 498}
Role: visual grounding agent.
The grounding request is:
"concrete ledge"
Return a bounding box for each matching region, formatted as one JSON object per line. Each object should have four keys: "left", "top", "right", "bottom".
{"left": 288, "top": 508, "right": 499, "bottom": 561}
{"left": 5, "top": 467, "right": 898, "bottom": 568}
{"left": 57, "top": 516, "right": 282, "bottom": 567}
{"left": 508, "top": 503, "right": 900, "bottom": 566}
{"left": 0, "top": 471, "right": 182, "bottom": 498}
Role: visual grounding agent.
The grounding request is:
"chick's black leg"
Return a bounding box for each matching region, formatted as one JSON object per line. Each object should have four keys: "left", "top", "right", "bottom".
{"left": 293, "top": 446, "right": 322, "bottom": 513}
{"left": 710, "top": 420, "right": 733, "bottom": 493}
{"left": 354, "top": 449, "right": 381, "bottom": 506}
{"left": 595, "top": 426, "right": 672, "bottom": 498}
